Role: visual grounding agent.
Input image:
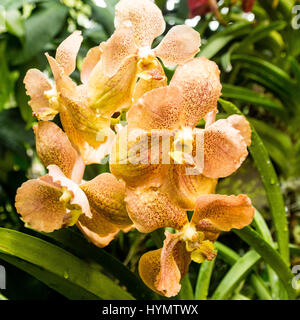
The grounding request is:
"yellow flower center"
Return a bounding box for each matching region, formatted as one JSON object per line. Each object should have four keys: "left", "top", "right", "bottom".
{"left": 169, "top": 127, "right": 194, "bottom": 164}
{"left": 180, "top": 223, "right": 216, "bottom": 264}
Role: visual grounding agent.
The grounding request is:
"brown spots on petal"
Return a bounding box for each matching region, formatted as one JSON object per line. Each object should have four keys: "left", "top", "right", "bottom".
{"left": 77, "top": 207, "right": 120, "bottom": 248}
{"left": 80, "top": 173, "right": 132, "bottom": 227}
{"left": 203, "top": 118, "right": 249, "bottom": 178}
{"left": 100, "top": 23, "right": 137, "bottom": 77}
{"left": 125, "top": 187, "right": 188, "bottom": 233}
{"left": 128, "top": 86, "right": 183, "bottom": 131}
{"left": 155, "top": 25, "right": 201, "bottom": 68}
{"left": 192, "top": 194, "right": 255, "bottom": 232}
{"left": 55, "top": 30, "right": 83, "bottom": 76}
{"left": 162, "top": 164, "right": 217, "bottom": 210}
{"left": 115, "top": 0, "right": 165, "bottom": 47}
{"left": 34, "top": 121, "right": 80, "bottom": 181}
{"left": 170, "top": 57, "right": 222, "bottom": 127}
{"left": 15, "top": 177, "right": 68, "bottom": 232}
{"left": 23, "top": 69, "right": 57, "bottom": 121}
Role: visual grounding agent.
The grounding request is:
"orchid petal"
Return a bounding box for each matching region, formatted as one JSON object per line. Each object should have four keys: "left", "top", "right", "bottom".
{"left": 115, "top": 0, "right": 165, "bottom": 47}
{"left": 80, "top": 173, "right": 132, "bottom": 227}
{"left": 81, "top": 46, "right": 102, "bottom": 84}
{"left": 77, "top": 209, "right": 120, "bottom": 248}
{"left": 100, "top": 22, "right": 137, "bottom": 77}
{"left": 110, "top": 127, "right": 172, "bottom": 187}
{"left": 125, "top": 187, "right": 188, "bottom": 233}
{"left": 192, "top": 194, "right": 255, "bottom": 232}
{"left": 170, "top": 57, "right": 222, "bottom": 127}
{"left": 203, "top": 118, "right": 249, "bottom": 178}
{"left": 15, "top": 169, "right": 90, "bottom": 233}
{"left": 128, "top": 86, "right": 183, "bottom": 131}
{"left": 87, "top": 55, "right": 138, "bottom": 117}
{"left": 162, "top": 164, "right": 217, "bottom": 209}
{"left": 155, "top": 231, "right": 190, "bottom": 297}
{"left": 23, "top": 69, "right": 57, "bottom": 120}
{"left": 154, "top": 25, "right": 201, "bottom": 68}
{"left": 55, "top": 30, "right": 83, "bottom": 76}
{"left": 34, "top": 121, "right": 84, "bottom": 183}
{"left": 227, "top": 114, "right": 252, "bottom": 146}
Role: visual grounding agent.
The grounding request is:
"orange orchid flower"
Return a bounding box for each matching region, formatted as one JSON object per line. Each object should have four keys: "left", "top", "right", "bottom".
{"left": 15, "top": 121, "right": 133, "bottom": 247}
{"left": 139, "top": 194, "right": 254, "bottom": 297}
{"left": 110, "top": 57, "right": 251, "bottom": 230}
{"left": 24, "top": 29, "right": 137, "bottom": 165}
{"left": 105, "top": 0, "right": 201, "bottom": 79}
{"left": 23, "top": 0, "right": 201, "bottom": 165}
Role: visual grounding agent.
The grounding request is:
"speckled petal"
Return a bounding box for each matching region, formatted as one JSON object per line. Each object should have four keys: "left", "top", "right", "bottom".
{"left": 15, "top": 177, "right": 67, "bottom": 232}
{"left": 139, "top": 232, "right": 191, "bottom": 297}
{"left": 155, "top": 231, "right": 190, "bottom": 297}
{"left": 23, "top": 69, "right": 57, "bottom": 120}
{"left": 100, "top": 22, "right": 137, "bottom": 77}
{"left": 128, "top": 86, "right": 183, "bottom": 131}
{"left": 87, "top": 55, "right": 138, "bottom": 117}
{"left": 227, "top": 115, "right": 252, "bottom": 146}
{"left": 192, "top": 194, "right": 255, "bottom": 232}
{"left": 77, "top": 208, "right": 120, "bottom": 248}
{"left": 162, "top": 164, "right": 217, "bottom": 210}
{"left": 81, "top": 46, "right": 102, "bottom": 84}
{"left": 115, "top": 0, "right": 165, "bottom": 47}
{"left": 203, "top": 118, "right": 249, "bottom": 178}
{"left": 170, "top": 57, "right": 222, "bottom": 127}
{"left": 154, "top": 25, "right": 201, "bottom": 68}
{"left": 110, "top": 127, "right": 170, "bottom": 188}
{"left": 80, "top": 173, "right": 132, "bottom": 227}
{"left": 55, "top": 31, "right": 83, "bottom": 76}
{"left": 58, "top": 93, "right": 115, "bottom": 165}
{"left": 34, "top": 121, "right": 84, "bottom": 183}
{"left": 125, "top": 187, "right": 188, "bottom": 233}
{"left": 15, "top": 169, "right": 90, "bottom": 233}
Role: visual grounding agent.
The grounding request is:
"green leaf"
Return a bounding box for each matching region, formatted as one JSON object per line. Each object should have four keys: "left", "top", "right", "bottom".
{"left": 0, "top": 228, "right": 134, "bottom": 300}
{"left": 234, "top": 226, "right": 296, "bottom": 299}
{"left": 39, "top": 228, "right": 157, "bottom": 300}
{"left": 88, "top": 0, "right": 116, "bottom": 36}
{"left": 199, "top": 22, "right": 253, "bottom": 59}
{"left": 211, "top": 250, "right": 261, "bottom": 300}
{"left": 238, "top": 21, "right": 286, "bottom": 49}
{"left": 221, "top": 84, "right": 286, "bottom": 118}
{"left": 250, "top": 274, "right": 273, "bottom": 300}
{"left": 0, "top": 253, "right": 99, "bottom": 299}
{"left": 195, "top": 259, "right": 215, "bottom": 300}
{"left": 5, "top": 9, "right": 24, "bottom": 38}
{"left": 11, "top": 1, "right": 68, "bottom": 65}
{"left": 177, "top": 274, "right": 194, "bottom": 300}
{"left": 219, "top": 98, "right": 290, "bottom": 264}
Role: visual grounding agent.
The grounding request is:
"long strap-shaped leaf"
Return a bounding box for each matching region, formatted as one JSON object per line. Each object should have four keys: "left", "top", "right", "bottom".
{"left": 195, "top": 259, "right": 215, "bottom": 300}
{"left": 219, "top": 98, "right": 290, "bottom": 263}
{"left": 211, "top": 250, "right": 261, "bottom": 300}
{"left": 0, "top": 253, "right": 99, "bottom": 300}
{"left": 234, "top": 226, "right": 296, "bottom": 299}
{"left": 38, "top": 228, "right": 157, "bottom": 300}
{"left": 0, "top": 228, "right": 134, "bottom": 300}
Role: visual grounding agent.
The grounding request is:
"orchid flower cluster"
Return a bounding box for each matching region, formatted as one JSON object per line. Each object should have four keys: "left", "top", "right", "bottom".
{"left": 15, "top": 0, "right": 254, "bottom": 297}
